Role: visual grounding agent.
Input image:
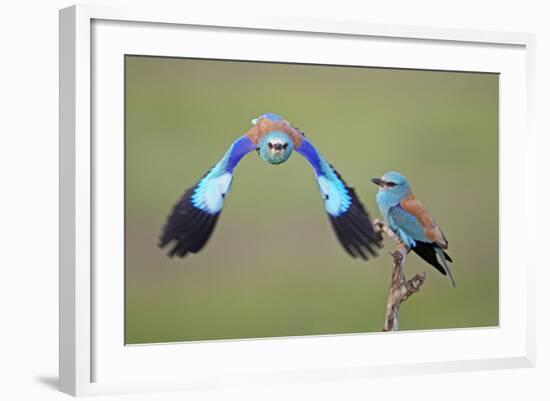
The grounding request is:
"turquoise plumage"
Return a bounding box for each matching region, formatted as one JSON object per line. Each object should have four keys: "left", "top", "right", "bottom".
{"left": 372, "top": 172, "right": 455, "bottom": 286}
{"left": 159, "top": 113, "right": 382, "bottom": 259}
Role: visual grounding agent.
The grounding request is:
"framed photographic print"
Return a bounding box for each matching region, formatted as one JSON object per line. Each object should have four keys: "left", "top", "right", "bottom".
{"left": 59, "top": 4, "right": 536, "bottom": 396}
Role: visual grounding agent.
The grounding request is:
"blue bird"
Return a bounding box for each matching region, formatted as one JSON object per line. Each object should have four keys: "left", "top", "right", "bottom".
{"left": 371, "top": 172, "right": 455, "bottom": 287}
{"left": 159, "top": 113, "right": 382, "bottom": 260}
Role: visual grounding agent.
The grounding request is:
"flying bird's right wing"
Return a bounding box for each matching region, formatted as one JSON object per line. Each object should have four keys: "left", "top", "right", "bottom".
{"left": 158, "top": 135, "right": 256, "bottom": 258}
{"left": 295, "top": 136, "right": 382, "bottom": 260}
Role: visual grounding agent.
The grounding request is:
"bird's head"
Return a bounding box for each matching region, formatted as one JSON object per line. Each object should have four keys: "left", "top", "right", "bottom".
{"left": 371, "top": 171, "right": 410, "bottom": 198}
{"left": 258, "top": 131, "right": 294, "bottom": 165}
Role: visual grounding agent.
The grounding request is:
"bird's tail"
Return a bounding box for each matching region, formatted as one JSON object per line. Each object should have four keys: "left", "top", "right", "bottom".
{"left": 435, "top": 247, "right": 456, "bottom": 288}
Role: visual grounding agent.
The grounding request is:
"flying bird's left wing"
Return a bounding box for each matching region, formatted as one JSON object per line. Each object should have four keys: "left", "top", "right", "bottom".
{"left": 295, "top": 136, "right": 382, "bottom": 260}
{"left": 159, "top": 135, "right": 256, "bottom": 258}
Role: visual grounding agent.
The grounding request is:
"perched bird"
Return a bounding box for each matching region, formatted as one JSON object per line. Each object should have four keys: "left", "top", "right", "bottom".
{"left": 159, "top": 112, "right": 382, "bottom": 260}
{"left": 371, "top": 172, "right": 455, "bottom": 287}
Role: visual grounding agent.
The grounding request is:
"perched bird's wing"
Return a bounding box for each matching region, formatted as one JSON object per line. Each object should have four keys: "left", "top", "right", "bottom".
{"left": 159, "top": 135, "right": 256, "bottom": 258}
{"left": 389, "top": 204, "right": 455, "bottom": 286}
{"left": 387, "top": 205, "right": 427, "bottom": 243}
{"left": 399, "top": 194, "right": 448, "bottom": 249}
{"left": 295, "top": 136, "right": 382, "bottom": 260}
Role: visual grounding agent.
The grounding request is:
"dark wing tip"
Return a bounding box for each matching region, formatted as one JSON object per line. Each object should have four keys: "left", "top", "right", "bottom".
{"left": 158, "top": 187, "right": 220, "bottom": 259}
{"left": 411, "top": 241, "right": 447, "bottom": 275}
{"left": 328, "top": 167, "right": 383, "bottom": 260}
{"left": 329, "top": 205, "right": 382, "bottom": 261}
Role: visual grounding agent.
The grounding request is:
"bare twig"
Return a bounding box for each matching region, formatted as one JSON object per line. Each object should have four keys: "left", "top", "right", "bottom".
{"left": 373, "top": 219, "right": 427, "bottom": 331}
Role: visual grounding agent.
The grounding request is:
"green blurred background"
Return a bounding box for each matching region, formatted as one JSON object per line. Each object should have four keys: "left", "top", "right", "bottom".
{"left": 125, "top": 56, "right": 499, "bottom": 344}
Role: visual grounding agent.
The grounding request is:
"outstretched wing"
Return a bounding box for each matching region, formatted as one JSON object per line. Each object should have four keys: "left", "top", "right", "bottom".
{"left": 159, "top": 135, "right": 256, "bottom": 258}
{"left": 295, "top": 137, "right": 382, "bottom": 260}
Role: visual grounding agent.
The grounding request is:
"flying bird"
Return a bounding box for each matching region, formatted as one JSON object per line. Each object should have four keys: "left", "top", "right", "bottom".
{"left": 159, "top": 112, "right": 382, "bottom": 260}
{"left": 371, "top": 171, "right": 455, "bottom": 287}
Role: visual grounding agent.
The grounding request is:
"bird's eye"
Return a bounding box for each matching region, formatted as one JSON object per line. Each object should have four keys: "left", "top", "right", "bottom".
{"left": 268, "top": 142, "right": 273, "bottom": 149}
{"left": 283, "top": 143, "right": 288, "bottom": 149}
{"left": 385, "top": 182, "right": 397, "bottom": 187}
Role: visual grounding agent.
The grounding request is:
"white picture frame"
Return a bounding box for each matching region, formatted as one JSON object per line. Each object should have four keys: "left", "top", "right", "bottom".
{"left": 59, "top": 4, "right": 536, "bottom": 397}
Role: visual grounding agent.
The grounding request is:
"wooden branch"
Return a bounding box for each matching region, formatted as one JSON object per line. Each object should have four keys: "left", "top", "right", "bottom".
{"left": 373, "top": 219, "right": 427, "bottom": 332}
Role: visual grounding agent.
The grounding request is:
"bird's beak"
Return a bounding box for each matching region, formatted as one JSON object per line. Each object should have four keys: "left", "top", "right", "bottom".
{"left": 251, "top": 118, "right": 259, "bottom": 125}
{"left": 371, "top": 177, "right": 384, "bottom": 187}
